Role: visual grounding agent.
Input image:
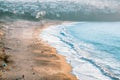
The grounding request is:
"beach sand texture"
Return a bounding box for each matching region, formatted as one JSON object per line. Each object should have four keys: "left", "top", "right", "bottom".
{"left": 1, "top": 21, "right": 77, "bottom": 80}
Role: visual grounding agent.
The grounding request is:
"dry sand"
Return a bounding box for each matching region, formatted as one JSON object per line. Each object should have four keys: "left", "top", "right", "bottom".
{"left": 2, "top": 21, "right": 77, "bottom": 80}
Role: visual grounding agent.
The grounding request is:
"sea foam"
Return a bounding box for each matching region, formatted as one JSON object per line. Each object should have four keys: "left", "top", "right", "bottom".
{"left": 40, "top": 22, "right": 120, "bottom": 80}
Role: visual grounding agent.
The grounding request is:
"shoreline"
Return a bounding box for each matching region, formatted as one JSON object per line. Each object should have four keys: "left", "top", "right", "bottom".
{"left": 33, "top": 20, "right": 77, "bottom": 80}
{"left": 0, "top": 20, "right": 77, "bottom": 80}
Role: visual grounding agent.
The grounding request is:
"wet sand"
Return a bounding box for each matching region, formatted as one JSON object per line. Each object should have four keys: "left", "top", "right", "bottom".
{"left": 2, "top": 20, "right": 77, "bottom": 80}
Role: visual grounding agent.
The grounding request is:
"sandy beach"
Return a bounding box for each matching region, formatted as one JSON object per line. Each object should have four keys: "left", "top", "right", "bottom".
{"left": 1, "top": 0, "right": 120, "bottom": 80}
{"left": 0, "top": 20, "right": 77, "bottom": 80}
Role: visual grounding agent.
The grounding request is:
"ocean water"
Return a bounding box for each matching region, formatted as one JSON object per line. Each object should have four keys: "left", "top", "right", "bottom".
{"left": 1, "top": 0, "right": 120, "bottom": 80}
{"left": 41, "top": 22, "right": 120, "bottom": 80}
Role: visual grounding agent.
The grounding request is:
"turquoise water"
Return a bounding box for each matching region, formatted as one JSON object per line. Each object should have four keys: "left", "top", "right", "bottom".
{"left": 68, "top": 23, "right": 120, "bottom": 60}
{"left": 41, "top": 22, "right": 120, "bottom": 80}
{"left": 1, "top": 0, "right": 120, "bottom": 80}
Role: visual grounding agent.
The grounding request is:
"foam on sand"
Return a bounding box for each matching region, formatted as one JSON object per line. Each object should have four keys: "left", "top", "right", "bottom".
{"left": 40, "top": 22, "right": 120, "bottom": 80}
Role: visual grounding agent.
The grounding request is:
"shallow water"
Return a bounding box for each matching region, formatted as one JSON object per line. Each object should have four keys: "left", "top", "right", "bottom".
{"left": 41, "top": 22, "right": 120, "bottom": 80}
{"left": 1, "top": 0, "right": 120, "bottom": 79}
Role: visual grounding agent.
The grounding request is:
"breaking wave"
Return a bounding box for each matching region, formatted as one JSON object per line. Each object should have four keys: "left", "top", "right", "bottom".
{"left": 40, "top": 22, "right": 120, "bottom": 80}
